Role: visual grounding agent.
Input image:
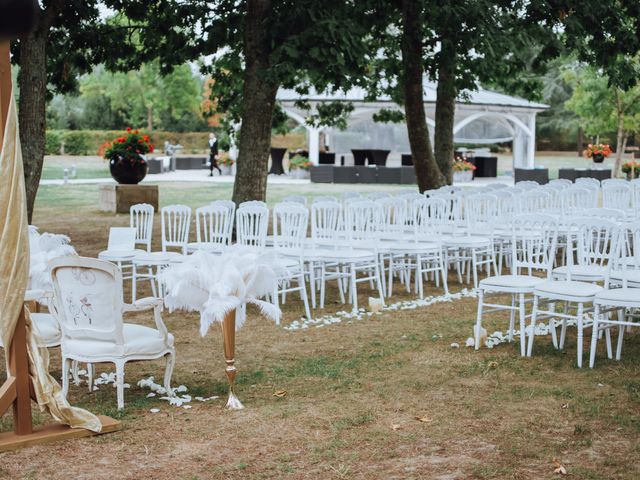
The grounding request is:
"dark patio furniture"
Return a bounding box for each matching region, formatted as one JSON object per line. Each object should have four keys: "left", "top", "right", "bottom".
{"left": 356, "top": 166, "right": 377, "bottom": 183}
{"left": 351, "top": 149, "right": 369, "bottom": 166}
{"left": 318, "top": 152, "right": 336, "bottom": 165}
{"left": 514, "top": 168, "right": 549, "bottom": 184}
{"left": 376, "top": 167, "right": 401, "bottom": 184}
{"left": 473, "top": 156, "right": 498, "bottom": 177}
{"left": 175, "top": 156, "right": 207, "bottom": 170}
{"left": 400, "top": 167, "right": 417, "bottom": 185}
{"left": 558, "top": 168, "right": 612, "bottom": 182}
{"left": 310, "top": 165, "right": 334, "bottom": 183}
{"left": 147, "top": 158, "right": 163, "bottom": 174}
{"left": 333, "top": 166, "right": 358, "bottom": 183}
{"left": 269, "top": 147, "right": 287, "bottom": 175}
{"left": 369, "top": 149, "right": 391, "bottom": 166}
{"left": 401, "top": 154, "right": 413, "bottom": 166}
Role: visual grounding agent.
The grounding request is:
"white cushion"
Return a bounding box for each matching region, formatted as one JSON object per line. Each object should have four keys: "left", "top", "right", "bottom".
{"left": 480, "top": 274, "right": 547, "bottom": 292}
{"left": 98, "top": 249, "right": 145, "bottom": 261}
{"left": 31, "top": 312, "right": 61, "bottom": 346}
{"left": 534, "top": 280, "right": 603, "bottom": 301}
{"left": 133, "top": 251, "right": 185, "bottom": 265}
{"left": 553, "top": 265, "right": 607, "bottom": 281}
{"left": 444, "top": 236, "right": 491, "bottom": 248}
{"left": 595, "top": 287, "right": 640, "bottom": 306}
{"left": 63, "top": 324, "right": 174, "bottom": 358}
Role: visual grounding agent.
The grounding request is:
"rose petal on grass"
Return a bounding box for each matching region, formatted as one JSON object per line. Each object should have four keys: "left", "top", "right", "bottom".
{"left": 273, "top": 390, "right": 287, "bottom": 397}
{"left": 552, "top": 459, "right": 567, "bottom": 475}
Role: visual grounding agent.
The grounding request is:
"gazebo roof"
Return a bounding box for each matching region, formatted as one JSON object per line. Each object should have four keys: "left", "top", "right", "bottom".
{"left": 277, "top": 80, "right": 548, "bottom": 112}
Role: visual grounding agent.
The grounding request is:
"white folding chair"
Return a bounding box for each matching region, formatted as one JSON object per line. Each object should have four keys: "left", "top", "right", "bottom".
{"left": 187, "top": 204, "right": 234, "bottom": 253}
{"left": 236, "top": 203, "right": 269, "bottom": 249}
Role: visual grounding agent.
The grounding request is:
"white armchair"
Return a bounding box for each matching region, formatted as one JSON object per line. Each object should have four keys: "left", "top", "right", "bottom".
{"left": 49, "top": 256, "right": 175, "bottom": 410}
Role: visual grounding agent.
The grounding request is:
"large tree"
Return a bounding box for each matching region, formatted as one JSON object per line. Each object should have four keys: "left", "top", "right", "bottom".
{"left": 12, "top": 1, "right": 108, "bottom": 221}
{"left": 109, "top": 0, "right": 373, "bottom": 204}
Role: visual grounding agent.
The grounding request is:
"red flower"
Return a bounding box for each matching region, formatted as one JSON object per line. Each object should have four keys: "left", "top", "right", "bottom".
{"left": 126, "top": 127, "right": 131, "bottom": 132}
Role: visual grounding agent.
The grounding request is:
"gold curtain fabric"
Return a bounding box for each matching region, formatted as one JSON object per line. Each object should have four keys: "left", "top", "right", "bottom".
{"left": 0, "top": 92, "right": 101, "bottom": 432}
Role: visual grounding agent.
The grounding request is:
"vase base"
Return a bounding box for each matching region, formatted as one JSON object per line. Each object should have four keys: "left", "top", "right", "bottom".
{"left": 224, "top": 390, "right": 244, "bottom": 410}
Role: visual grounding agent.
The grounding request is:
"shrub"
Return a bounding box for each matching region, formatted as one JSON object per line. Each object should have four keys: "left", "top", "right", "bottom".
{"left": 63, "top": 131, "right": 90, "bottom": 155}
{"left": 45, "top": 130, "right": 63, "bottom": 155}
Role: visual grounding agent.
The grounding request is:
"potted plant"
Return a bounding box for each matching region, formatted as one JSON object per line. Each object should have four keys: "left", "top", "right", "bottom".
{"left": 219, "top": 154, "right": 235, "bottom": 175}
{"left": 584, "top": 143, "right": 612, "bottom": 164}
{"left": 288, "top": 155, "right": 311, "bottom": 179}
{"left": 452, "top": 155, "right": 476, "bottom": 183}
{"left": 100, "top": 128, "right": 154, "bottom": 184}
{"left": 621, "top": 160, "right": 640, "bottom": 180}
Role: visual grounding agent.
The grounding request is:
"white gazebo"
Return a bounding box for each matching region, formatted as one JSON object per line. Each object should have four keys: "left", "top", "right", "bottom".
{"left": 277, "top": 78, "right": 548, "bottom": 169}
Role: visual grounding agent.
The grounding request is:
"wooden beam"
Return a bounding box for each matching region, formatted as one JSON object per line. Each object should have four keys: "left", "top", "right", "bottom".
{"left": 0, "top": 377, "right": 16, "bottom": 416}
{"left": 0, "top": 415, "right": 121, "bottom": 452}
{"left": 8, "top": 310, "right": 33, "bottom": 435}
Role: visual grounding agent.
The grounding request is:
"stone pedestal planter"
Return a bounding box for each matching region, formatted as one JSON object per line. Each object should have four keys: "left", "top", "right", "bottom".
{"left": 453, "top": 170, "right": 473, "bottom": 183}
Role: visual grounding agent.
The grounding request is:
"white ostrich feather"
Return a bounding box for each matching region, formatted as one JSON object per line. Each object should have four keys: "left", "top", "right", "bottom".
{"left": 28, "top": 227, "right": 77, "bottom": 292}
{"left": 161, "top": 248, "right": 283, "bottom": 336}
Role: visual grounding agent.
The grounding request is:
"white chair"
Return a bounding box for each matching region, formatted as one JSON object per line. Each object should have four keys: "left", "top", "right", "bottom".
{"left": 236, "top": 203, "right": 269, "bottom": 249}
{"left": 517, "top": 189, "right": 552, "bottom": 214}
{"left": 476, "top": 214, "right": 559, "bottom": 355}
{"left": 272, "top": 203, "right": 312, "bottom": 320}
{"left": 589, "top": 221, "right": 640, "bottom": 367}
{"left": 581, "top": 208, "right": 626, "bottom": 221}
{"left": 527, "top": 218, "right": 620, "bottom": 367}
{"left": 98, "top": 227, "right": 138, "bottom": 268}
{"left": 282, "top": 195, "right": 307, "bottom": 206}
{"left": 313, "top": 195, "right": 339, "bottom": 204}
{"left": 515, "top": 181, "right": 539, "bottom": 191}
{"left": 575, "top": 177, "right": 600, "bottom": 189}
{"left": 130, "top": 203, "right": 154, "bottom": 252}
{"left": 239, "top": 200, "right": 268, "bottom": 209}
{"left": 132, "top": 205, "right": 191, "bottom": 301}
{"left": 187, "top": 204, "right": 234, "bottom": 253}
{"left": 49, "top": 256, "right": 175, "bottom": 410}
{"left": 602, "top": 183, "right": 632, "bottom": 215}
{"left": 548, "top": 178, "right": 572, "bottom": 189}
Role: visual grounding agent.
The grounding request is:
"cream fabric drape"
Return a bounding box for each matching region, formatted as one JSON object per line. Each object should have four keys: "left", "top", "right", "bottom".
{"left": 0, "top": 92, "right": 101, "bottom": 432}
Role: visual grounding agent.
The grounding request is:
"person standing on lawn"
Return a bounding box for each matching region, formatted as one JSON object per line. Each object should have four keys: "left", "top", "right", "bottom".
{"left": 208, "top": 132, "right": 221, "bottom": 176}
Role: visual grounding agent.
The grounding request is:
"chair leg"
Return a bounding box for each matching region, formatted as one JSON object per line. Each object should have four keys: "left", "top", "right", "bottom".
{"left": 416, "top": 255, "right": 424, "bottom": 299}
{"left": 299, "top": 272, "right": 312, "bottom": 320}
{"left": 549, "top": 302, "right": 558, "bottom": 349}
{"left": 319, "top": 263, "right": 327, "bottom": 309}
{"left": 309, "top": 262, "right": 316, "bottom": 309}
{"left": 87, "top": 363, "right": 94, "bottom": 392}
{"left": 374, "top": 262, "right": 385, "bottom": 304}
{"left": 475, "top": 289, "right": 484, "bottom": 350}
{"left": 273, "top": 287, "right": 280, "bottom": 325}
{"left": 518, "top": 293, "right": 526, "bottom": 357}
{"left": 616, "top": 308, "right": 625, "bottom": 361}
{"left": 164, "top": 351, "right": 176, "bottom": 395}
{"left": 576, "top": 302, "right": 584, "bottom": 368}
{"left": 132, "top": 264, "right": 137, "bottom": 302}
{"left": 350, "top": 264, "right": 358, "bottom": 312}
{"left": 116, "top": 361, "right": 126, "bottom": 411}
{"left": 440, "top": 253, "right": 449, "bottom": 295}
{"left": 589, "top": 303, "right": 600, "bottom": 368}
{"left": 508, "top": 294, "right": 516, "bottom": 342}
{"left": 62, "top": 357, "right": 72, "bottom": 398}
{"left": 387, "top": 256, "right": 394, "bottom": 297}
{"left": 527, "top": 295, "right": 539, "bottom": 357}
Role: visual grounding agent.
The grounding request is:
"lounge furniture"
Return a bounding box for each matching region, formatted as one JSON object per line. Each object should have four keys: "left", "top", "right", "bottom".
{"left": 514, "top": 168, "right": 549, "bottom": 185}
{"left": 369, "top": 149, "right": 391, "bottom": 166}
{"left": 318, "top": 152, "right": 335, "bottom": 165}
{"left": 310, "top": 165, "right": 334, "bottom": 183}
{"left": 558, "top": 168, "right": 612, "bottom": 182}
{"left": 377, "top": 167, "right": 401, "bottom": 184}
{"left": 334, "top": 166, "right": 358, "bottom": 183}
{"left": 175, "top": 156, "right": 207, "bottom": 170}
{"left": 401, "top": 154, "right": 413, "bottom": 166}
{"left": 473, "top": 156, "right": 498, "bottom": 178}
{"left": 351, "top": 149, "right": 369, "bottom": 166}
{"left": 269, "top": 148, "right": 287, "bottom": 175}
{"left": 356, "top": 166, "right": 377, "bottom": 183}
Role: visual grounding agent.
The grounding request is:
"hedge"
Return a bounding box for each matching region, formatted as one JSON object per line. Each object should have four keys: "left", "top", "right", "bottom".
{"left": 45, "top": 130, "right": 214, "bottom": 156}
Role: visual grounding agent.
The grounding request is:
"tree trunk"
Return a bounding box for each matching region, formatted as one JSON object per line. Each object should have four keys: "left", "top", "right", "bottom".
{"left": 146, "top": 105, "right": 153, "bottom": 131}
{"left": 434, "top": 36, "right": 456, "bottom": 184}
{"left": 400, "top": 0, "right": 444, "bottom": 192}
{"left": 18, "top": 30, "right": 47, "bottom": 223}
{"left": 613, "top": 114, "right": 625, "bottom": 177}
{"left": 577, "top": 127, "right": 584, "bottom": 156}
{"left": 232, "top": 0, "right": 279, "bottom": 205}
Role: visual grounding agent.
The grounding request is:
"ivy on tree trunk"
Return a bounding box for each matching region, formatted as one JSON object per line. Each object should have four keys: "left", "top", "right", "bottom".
{"left": 400, "top": 0, "right": 445, "bottom": 192}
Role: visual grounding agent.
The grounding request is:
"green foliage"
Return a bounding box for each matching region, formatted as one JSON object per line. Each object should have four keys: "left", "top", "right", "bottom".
{"left": 79, "top": 62, "right": 204, "bottom": 131}
{"left": 45, "top": 130, "right": 63, "bottom": 155}
{"left": 62, "top": 131, "right": 90, "bottom": 155}
{"left": 289, "top": 155, "right": 312, "bottom": 170}
{"left": 565, "top": 65, "right": 640, "bottom": 137}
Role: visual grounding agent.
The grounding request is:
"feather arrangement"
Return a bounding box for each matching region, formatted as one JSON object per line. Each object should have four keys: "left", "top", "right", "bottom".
{"left": 29, "top": 226, "right": 77, "bottom": 292}
{"left": 161, "top": 248, "right": 284, "bottom": 336}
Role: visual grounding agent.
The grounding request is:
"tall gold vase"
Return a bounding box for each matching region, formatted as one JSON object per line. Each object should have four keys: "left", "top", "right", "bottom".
{"left": 221, "top": 309, "right": 244, "bottom": 410}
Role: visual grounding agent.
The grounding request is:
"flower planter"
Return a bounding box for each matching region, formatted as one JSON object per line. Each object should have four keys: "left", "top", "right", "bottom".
{"left": 591, "top": 153, "right": 605, "bottom": 163}
{"left": 109, "top": 156, "right": 148, "bottom": 184}
{"left": 289, "top": 168, "right": 309, "bottom": 179}
{"left": 453, "top": 170, "right": 473, "bottom": 183}
{"left": 220, "top": 164, "right": 233, "bottom": 176}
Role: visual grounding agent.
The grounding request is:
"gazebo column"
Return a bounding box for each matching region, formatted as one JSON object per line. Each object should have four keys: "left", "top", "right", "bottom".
{"left": 307, "top": 126, "right": 320, "bottom": 165}
{"left": 512, "top": 127, "right": 527, "bottom": 169}
{"left": 526, "top": 113, "right": 536, "bottom": 168}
